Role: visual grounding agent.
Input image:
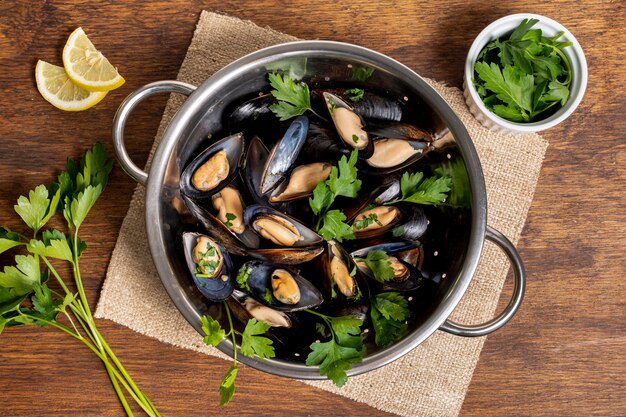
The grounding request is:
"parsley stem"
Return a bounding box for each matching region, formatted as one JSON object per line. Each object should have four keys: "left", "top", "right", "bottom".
{"left": 224, "top": 301, "right": 237, "bottom": 363}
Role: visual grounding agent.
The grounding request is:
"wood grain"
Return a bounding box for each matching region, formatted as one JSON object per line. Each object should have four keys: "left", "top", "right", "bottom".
{"left": 0, "top": 1, "right": 624, "bottom": 416}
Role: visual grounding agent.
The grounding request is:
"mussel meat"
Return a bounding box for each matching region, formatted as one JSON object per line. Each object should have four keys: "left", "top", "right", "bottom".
{"left": 352, "top": 205, "right": 402, "bottom": 238}
{"left": 180, "top": 133, "right": 244, "bottom": 203}
{"left": 324, "top": 240, "right": 363, "bottom": 299}
{"left": 245, "top": 205, "right": 322, "bottom": 248}
{"left": 230, "top": 289, "right": 292, "bottom": 328}
{"left": 182, "top": 232, "right": 234, "bottom": 302}
{"left": 270, "top": 162, "right": 332, "bottom": 202}
{"left": 323, "top": 92, "right": 374, "bottom": 157}
{"left": 211, "top": 186, "right": 245, "bottom": 234}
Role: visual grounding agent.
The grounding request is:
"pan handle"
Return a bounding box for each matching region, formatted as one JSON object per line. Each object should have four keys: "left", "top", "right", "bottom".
{"left": 439, "top": 226, "right": 525, "bottom": 337}
{"left": 112, "top": 80, "right": 196, "bottom": 186}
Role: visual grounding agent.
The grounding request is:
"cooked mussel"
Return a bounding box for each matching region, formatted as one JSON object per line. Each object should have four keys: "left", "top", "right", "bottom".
{"left": 245, "top": 205, "right": 322, "bottom": 248}
{"left": 259, "top": 116, "right": 309, "bottom": 195}
{"left": 211, "top": 186, "right": 245, "bottom": 234}
{"left": 350, "top": 241, "right": 423, "bottom": 292}
{"left": 323, "top": 92, "right": 374, "bottom": 158}
{"left": 351, "top": 205, "right": 402, "bottom": 239}
{"left": 362, "top": 123, "right": 434, "bottom": 174}
{"left": 269, "top": 162, "right": 332, "bottom": 203}
{"left": 237, "top": 260, "right": 323, "bottom": 311}
{"left": 316, "top": 89, "right": 404, "bottom": 122}
{"left": 180, "top": 133, "right": 244, "bottom": 203}
{"left": 182, "top": 232, "right": 234, "bottom": 302}
{"left": 230, "top": 289, "right": 292, "bottom": 328}
{"left": 322, "top": 240, "right": 366, "bottom": 300}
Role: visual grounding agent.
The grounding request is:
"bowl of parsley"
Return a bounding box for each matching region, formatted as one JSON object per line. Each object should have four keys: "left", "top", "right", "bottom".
{"left": 463, "top": 13, "right": 587, "bottom": 134}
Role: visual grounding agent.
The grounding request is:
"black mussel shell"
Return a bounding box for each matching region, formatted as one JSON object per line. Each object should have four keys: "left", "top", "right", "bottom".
{"left": 227, "top": 94, "right": 282, "bottom": 140}
{"left": 314, "top": 88, "right": 403, "bottom": 122}
{"left": 299, "top": 122, "right": 350, "bottom": 164}
{"left": 182, "top": 232, "right": 234, "bottom": 302}
{"left": 242, "top": 136, "right": 274, "bottom": 206}
{"left": 319, "top": 240, "right": 370, "bottom": 301}
{"left": 259, "top": 116, "right": 309, "bottom": 195}
{"left": 247, "top": 246, "right": 324, "bottom": 265}
{"left": 350, "top": 240, "right": 423, "bottom": 292}
{"left": 392, "top": 205, "right": 428, "bottom": 242}
{"left": 180, "top": 133, "right": 245, "bottom": 204}
{"left": 238, "top": 260, "right": 323, "bottom": 311}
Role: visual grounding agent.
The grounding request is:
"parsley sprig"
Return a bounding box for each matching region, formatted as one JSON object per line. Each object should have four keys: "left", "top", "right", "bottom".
{"left": 344, "top": 88, "right": 365, "bottom": 102}
{"left": 473, "top": 18, "right": 573, "bottom": 122}
{"left": 0, "top": 144, "right": 161, "bottom": 416}
{"left": 356, "top": 250, "right": 396, "bottom": 283}
{"left": 268, "top": 73, "right": 326, "bottom": 121}
{"left": 370, "top": 292, "right": 411, "bottom": 347}
{"left": 201, "top": 304, "right": 276, "bottom": 406}
{"left": 309, "top": 149, "right": 362, "bottom": 242}
{"left": 385, "top": 171, "right": 451, "bottom": 206}
{"left": 304, "top": 309, "right": 365, "bottom": 387}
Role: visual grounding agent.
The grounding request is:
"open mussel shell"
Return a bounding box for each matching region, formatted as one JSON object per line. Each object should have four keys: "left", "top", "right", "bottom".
{"left": 244, "top": 204, "right": 323, "bottom": 248}
{"left": 320, "top": 240, "right": 369, "bottom": 301}
{"left": 182, "top": 232, "right": 234, "bottom": 302}
{"left": 238, "top": 260, "right": 323, "bottom": 311}
{"left": 360, "top": 122, "right": 435, "bottom": 175}
{"left": 314, "top": 89, "right": 403, "bottom": 122}
{"left": 180, "top": 133, "right": 245, "bottom": 203}
{"left": 323, "top": 92, "right": 374, "bottom": 158}
{"left": 350, "top": 241, "right": 423, "bottom": 292}
{"left": 259, "top": 116, "right": 309, "bottom": 195}
{"left": 268, "top": 162, "right": 332, "bottom": 203}
{"left": 182, "top": 196, "right": 251, "bottom": 255}
{"left": 229, "top": 289, "right": 292, "bottom": 328}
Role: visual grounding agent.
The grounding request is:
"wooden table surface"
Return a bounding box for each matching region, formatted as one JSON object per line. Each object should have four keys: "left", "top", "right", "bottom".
{"left": 1, "top": 1, "right": 624, "bottom": 416}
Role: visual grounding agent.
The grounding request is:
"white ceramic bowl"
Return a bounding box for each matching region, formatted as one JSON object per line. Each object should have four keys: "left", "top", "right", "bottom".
{"left": 463, "top": 13, "right": 588, "bottom": 134}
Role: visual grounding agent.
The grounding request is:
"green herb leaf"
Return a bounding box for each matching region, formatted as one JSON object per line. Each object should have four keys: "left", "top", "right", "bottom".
{"left": 372, "top": 292, "right": 410, "bottom": 321}
{"left": 544, "top": 80, "right": 570, "bottom": 106}
{"left": 0, "top": 255, "right": 40, "bottom": 295}
{"left": 475, "top": 62, "right": 534, "bottom": 115}
{"left": 370, "top": 305, "right": 408, "bottom": 347}
{"left": 309, "top": 181, "right": 333, "bottom": 216}
{"left": 351, "top": 65, "right": 375, "bottom": 81}
{"left": 65, "top": 185, "right": 103, "bottom": 230}
{"left": 14, "top": 185, "right": 56, "bottom": 233}
{"left": 391, "top": 171, "right": 451, "bottom": 206}
{"left": 370, "top": 292, "right": 410, "bottom": 347}
{"left": 318, "top": 210, "right": 354, "bottom": 242}
{"left": 263, "top": 288, "right": 274, "bottom": 304}
{"left": 331, "top": 150, "right": 361, "bottom": 199}
{"left": 344, "top": 88, "right": 365, "bottom": 102}
{"left": 200, "top": 314, "right": 225, "bottom": 347}
{"left": 434, "top": 159, "right": 471, "bottom": 209}
{"left": 240, "top": 318, "right": 275, "bottom": 359}
{"left": 509, "top": 18, "right": 539, "bottom": 40}
{"left": 27, "top": 239, "right": 73, "bottom": 262}
{"left": 268, "top": 73, "right": 314, "bottom": 121}
{"left": 223, "top": 212, "right": 237, "bottom": 228}
{"left": 0, "top": 287, "right": 27, "bottom": 316}
{"left": 219, "top": 364, "right": 238, "bottom": 406}
{"left": 306, "top": 314, "right": 364, "bottom": 387}
{"left": 0, "top": 227, "right": 23, "bottom": 255}
{"left": 364, "top": 250, "right": 395, "bottom": 282}
{"left": 236, "top": 264, "right": 252, "bottom": 291}
{"left": 31, "top": 283, "right": 61, "bottom": 322}
{"left": 352, "top": 213, "right": 381, "bottom": 230}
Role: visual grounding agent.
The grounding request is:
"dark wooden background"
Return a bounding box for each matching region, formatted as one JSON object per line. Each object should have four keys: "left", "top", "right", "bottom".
{"left": 1, "top": 1, "right": 624, "bottom": 416}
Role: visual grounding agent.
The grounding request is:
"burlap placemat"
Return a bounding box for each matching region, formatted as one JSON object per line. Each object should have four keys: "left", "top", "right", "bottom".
{"left": 95, "top": 11, "right": 548, "bottom": 417}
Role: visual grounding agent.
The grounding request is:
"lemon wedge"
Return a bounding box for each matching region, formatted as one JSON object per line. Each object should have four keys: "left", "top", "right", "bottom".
{"left": 62, "top": 27, "right": 125, "bottom": 92}
{"left": 35, "top": 60, "right": 107, "bottom": 111}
